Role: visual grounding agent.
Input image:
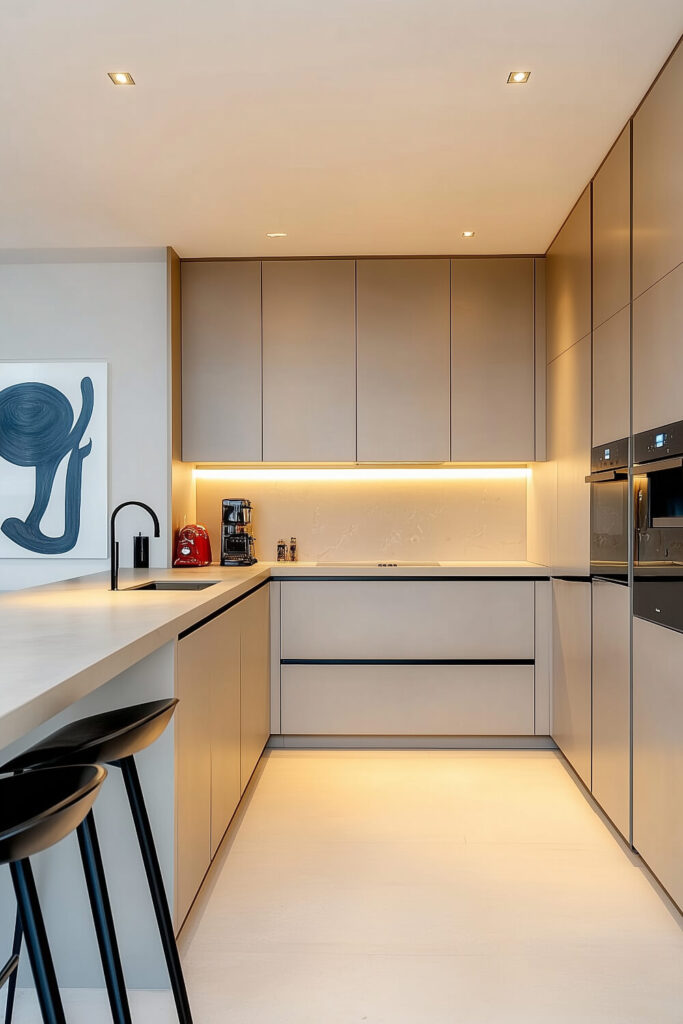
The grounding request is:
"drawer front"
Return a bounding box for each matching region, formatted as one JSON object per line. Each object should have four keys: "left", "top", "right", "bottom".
{"left": 281, "top": 581, "right": 534, "bottom": 659}
{"left": 281, "top": 664, "right": 535, "bottom": 736}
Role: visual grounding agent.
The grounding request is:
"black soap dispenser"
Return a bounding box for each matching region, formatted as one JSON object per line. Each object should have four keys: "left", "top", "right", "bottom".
{"left": 133, "top": 532, "right": 150, "bottom": 569}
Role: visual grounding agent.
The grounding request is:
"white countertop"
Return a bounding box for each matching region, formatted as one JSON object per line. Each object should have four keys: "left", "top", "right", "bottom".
{"left": 0, "top": 560, "right": 549, "bottom": 750}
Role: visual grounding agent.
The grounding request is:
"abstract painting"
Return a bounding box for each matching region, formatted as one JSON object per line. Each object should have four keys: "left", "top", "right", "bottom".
{"left": 0, "top": 362, "right": 108, "bottom": 558}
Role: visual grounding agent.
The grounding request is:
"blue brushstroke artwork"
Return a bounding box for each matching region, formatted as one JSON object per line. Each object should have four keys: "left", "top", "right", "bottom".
{"left": 0, "top": 376, "right": 94, "bottom": 554}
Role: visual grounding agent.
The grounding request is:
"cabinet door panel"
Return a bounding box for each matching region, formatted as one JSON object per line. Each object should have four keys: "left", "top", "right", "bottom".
{"left": 181, "top": 260, "right": 262, "bottom": 461}
{"left": 632, "top": 261, "right": 683, "bottom": 434}
{"left": 592, "top": 306, "right": 630, "bottom": 447}
{"left": 281, "top": 580, "right": 534, "bottom": 660}
{"left": 209, "top": 611, "right": 241, "bottom": 858}
{"left": 552, "top": 579, "right": 591, "bottom": 788}
{"left": 281, "top": 664, "right": 534, "bottom": 736}
{"left": 240, "top": 587, "right": 270, "bottom": 793}
{"left": 633, "top": 617, "right": 683, "bottom": 910}
{"left": 262, "top": 260, "right": 356, "bottom": 461}
{"left": 593, "top": 126, "right": 631, "bottom": 330}
{"left": 546, "top": 187, "right": 592, "bottom": 361}
{"left": 175, "top": 630, "right": 211, "bottom": 924}
{"left": 547, "top": 337, "right": 591, "bottom": 573}
{"left": 633, "top": 42, "right": 683, "bottom": 298}
{"left": 451, "top": 258, "right": 534, "bottom": 461}
{"left": 356, "top": 259, "right": 450, "bottom": 462}
{"left": 591, "top": 579, "right": 630, "bottom": 840}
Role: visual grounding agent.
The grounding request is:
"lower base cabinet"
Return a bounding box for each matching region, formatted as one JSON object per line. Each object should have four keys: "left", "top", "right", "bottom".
{"left": 281, "top": 664, "right": 534, "bottom": 735}
{"left": 239, "top": 585, "right": 271, "bottom": 792}
{"left": 551, "top": 579, "right": 592, "bottom": 788}
{"left": 175, "top": 585, "right": 270, "bottom": 926}
{"left": 633, "top": 616, "right": 683, "bottom": 910}
{"left": 591, "top": 579, "right": 630, "bottom": 840}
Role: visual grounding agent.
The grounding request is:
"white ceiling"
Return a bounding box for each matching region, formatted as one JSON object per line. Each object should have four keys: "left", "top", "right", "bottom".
{"left": 1, "top": 1, "right": 681, "bottom": 257}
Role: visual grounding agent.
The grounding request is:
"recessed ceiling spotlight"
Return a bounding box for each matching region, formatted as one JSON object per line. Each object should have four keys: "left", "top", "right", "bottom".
{"left": 108, "top": 72, "right": 135, "bottom": 85}
{"left": 462, "top": 230, "right": 475, "bottom": 238}
{"left": 507, "top": 71, "right": 530, "bottom": 84}
{"left": 266, "top": 232, "right": 287, "bottom": 238}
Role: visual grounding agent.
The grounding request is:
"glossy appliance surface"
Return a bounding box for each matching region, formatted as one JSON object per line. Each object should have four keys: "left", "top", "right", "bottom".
{"left": 633, "top": 418, "right": 683, "bottom": 632}
{"left": 221, "top": 498, "right": 257, "bottom": 566}
{"left": 588, "top": 437, "right": 629, "bottom": 582}
{"left": 173, "top": 524, "right": 212, "bottom": 567}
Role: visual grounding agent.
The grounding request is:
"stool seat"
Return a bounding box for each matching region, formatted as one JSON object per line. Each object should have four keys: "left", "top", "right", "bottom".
{"left": 0, "top": 764, "right": 106, "bottom": 864}
{"left": 1, "top": 699, "right": 178, "bottom": 774}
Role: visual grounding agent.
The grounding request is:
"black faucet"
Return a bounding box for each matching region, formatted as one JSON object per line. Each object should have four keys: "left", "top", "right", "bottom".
{"left": 110, "top": 501, "right": 160, "bottom": 590}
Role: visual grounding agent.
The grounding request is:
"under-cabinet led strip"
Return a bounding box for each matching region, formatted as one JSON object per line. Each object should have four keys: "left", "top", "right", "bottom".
{"left": 193, "top": 467, "right": 530, "bottom": 482}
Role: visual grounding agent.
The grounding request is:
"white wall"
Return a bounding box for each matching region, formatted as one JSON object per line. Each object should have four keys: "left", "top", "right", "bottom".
{"left": 0, "top": 249, "right": 170, "bottom": 591}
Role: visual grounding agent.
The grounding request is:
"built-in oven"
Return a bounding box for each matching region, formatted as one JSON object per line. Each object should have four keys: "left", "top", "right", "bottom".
{"left": 633, "top": 418, "right": 683, "bottom": 632}
{"left": 586, "top": 437, "right": 629, "bottom": 583}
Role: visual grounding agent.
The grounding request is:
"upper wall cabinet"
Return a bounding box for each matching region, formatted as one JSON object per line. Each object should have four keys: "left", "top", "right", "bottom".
{"left": 181, "top": 261, "right": 262, "bottom": 462}
{"left": 451, "top": 258, "right": 535, "bottom": 461}
{"left": 356, "top": 259, "right": 451, "bottom": 462}
{"left": 262, "top": 260, "right": 356, "bottom": 462}
{"left": 546, "top": 187, "right": 591, "bottom": 362}
{"left": 593, "top": 125, "right": 631, "bottom": 330}
{"left": 632, "top": 260, "right": 683, "bottom": 434}
{"left": 592, "top": 307, "right": 630, "bottom": 447}
{"left": 633, "top": 41, "right": 683, "bottom": 299}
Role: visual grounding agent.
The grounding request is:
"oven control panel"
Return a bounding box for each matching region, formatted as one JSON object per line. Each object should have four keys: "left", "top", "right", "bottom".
{"left": 634, "top": 418, "right": 683, "bottom": 464}
{"left": 591, "top": 437, "right": 629, "bottom": 473}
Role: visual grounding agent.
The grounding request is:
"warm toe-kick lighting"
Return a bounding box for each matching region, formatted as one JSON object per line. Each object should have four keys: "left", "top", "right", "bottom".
{"left": 108, "top": 72, "right": 135, "bottom": 85}
{"left": 507, "top": 71, "right": 530, "bottom": 84}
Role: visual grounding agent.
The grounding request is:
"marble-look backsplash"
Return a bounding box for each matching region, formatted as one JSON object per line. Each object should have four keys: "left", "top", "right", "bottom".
{"left": 195, "top": 476, "right": 527, "bottom": 563}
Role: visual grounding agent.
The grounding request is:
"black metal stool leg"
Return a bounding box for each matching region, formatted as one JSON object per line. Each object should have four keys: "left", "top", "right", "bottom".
{"left": 117, "top": 756, "right": 193, "bottom": 1024}
{"left": 9, "top": 859, "right": 66, "bottom": 1024}
{"left": 3, "top": 908, "right": 22, "bottom": 1024}
{"left": 77, "top": 810, "right": 133, "bottom": 1024}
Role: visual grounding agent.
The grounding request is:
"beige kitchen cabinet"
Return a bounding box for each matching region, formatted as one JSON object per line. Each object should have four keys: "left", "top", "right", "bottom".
{"left": 281, "top": 580, "right": 535, "bottom": 660}
{"left": 451, "top": 258, "right": 535, "bottom": 461}
{"left": 546, "top": 187, "right": 592, "bottom": 362}
{"left": 632, "top": 261, "right": 683, "bottom": 434}
{"left": 175, "top": 624, "right": 212, "bottom": 924}
{"left": 176, "top": 586, "right": 270, "bottom": 921}
{"left": 633, "top": 616, "right": 683, "bottom": 910}
{"left": 552, "top": 578, "right": 592, "bottom": 788}
{"left": 633, "top": 40, "right": 683, "bottom": 299}
{"left": 547, "top": 336, "right": 591, "bottom": 573}
{"left": 239, "top": 585, "right": 271, "bottom": 793}
{"left": 281, "top": 663, "right": 534, "bottom": 736}
{"left": 356, "top": 259, "right": 450, "bottom": 462}
{"left": 592, "top": 306, "right": 630, "bottom": 447}
{"left": 593, "top": 125, "right": 631, "bottom": 330}
{"left": 209, "top": 609, "right": 241, "bottom": 858}
{"left": 181, "top": 260, "right": 262, "bottom": 461}
{"left": 262, "top": 260, "right": 356, "bottom": 461}
{"left": 591, "top": 579, "right": 630, "bottom": 841}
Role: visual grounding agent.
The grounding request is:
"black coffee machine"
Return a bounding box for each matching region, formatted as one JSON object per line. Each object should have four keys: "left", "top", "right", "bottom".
{"left": 220, "top": 499, "right": 257, "bottom": 566}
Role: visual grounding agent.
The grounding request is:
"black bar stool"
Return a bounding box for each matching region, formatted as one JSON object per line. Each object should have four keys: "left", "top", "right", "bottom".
{"left": 0, "top": 764, "right": 131, "bottom": 1024}
{"left": 1, "top": 698, "right": 192, "bottom": 1024}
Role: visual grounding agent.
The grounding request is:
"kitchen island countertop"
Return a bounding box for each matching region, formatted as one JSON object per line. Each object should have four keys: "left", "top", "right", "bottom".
{"left": 0, "top": 561, "right": 549, "bottom": 749}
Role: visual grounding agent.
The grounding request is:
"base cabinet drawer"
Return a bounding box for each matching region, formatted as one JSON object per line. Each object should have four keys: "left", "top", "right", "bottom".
{"left": 281, "top": 664, "right": 535, "bottom": 736}
{"left": 281, "top": 581, "right": 534, "bottom": 659}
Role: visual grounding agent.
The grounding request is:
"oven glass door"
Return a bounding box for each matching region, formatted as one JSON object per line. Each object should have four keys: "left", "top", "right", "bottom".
{"left": 591, "top": 477, "right": 629, "bottom": 581}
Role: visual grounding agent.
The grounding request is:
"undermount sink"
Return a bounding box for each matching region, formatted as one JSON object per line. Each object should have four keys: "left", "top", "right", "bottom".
{"left": 128, "top": 580, "right": 220, "bottom": 592}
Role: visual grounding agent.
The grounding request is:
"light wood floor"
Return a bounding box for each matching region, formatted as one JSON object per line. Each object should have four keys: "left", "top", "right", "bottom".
{"left": 8, "top": 749, "right": 683, "bottom": 1022}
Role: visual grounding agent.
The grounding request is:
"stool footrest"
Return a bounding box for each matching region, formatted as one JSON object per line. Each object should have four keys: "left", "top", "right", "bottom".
{"left": 0, "top": 954, "right": 19, "bottom": 990}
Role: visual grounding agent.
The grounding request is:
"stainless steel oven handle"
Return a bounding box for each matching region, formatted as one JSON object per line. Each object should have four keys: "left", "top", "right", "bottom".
{"left": 633, "top": 456, "right": 683, "bottom": 474}
{"left": 584, "top": 469, "right": 628, "bottom": 483}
